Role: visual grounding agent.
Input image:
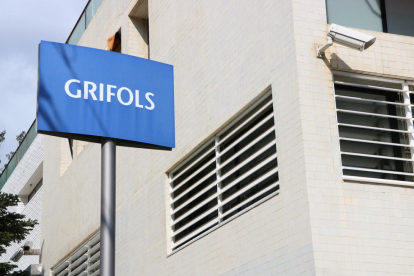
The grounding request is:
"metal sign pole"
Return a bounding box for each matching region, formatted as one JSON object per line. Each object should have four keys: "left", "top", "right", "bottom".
{"left": 100, "top": 138, "right": 116, "bottom": 276}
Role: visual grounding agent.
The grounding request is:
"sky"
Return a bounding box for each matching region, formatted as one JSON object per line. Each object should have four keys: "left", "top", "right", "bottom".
{"left": 0, "top": 0, "right": 88, "bottom": 165}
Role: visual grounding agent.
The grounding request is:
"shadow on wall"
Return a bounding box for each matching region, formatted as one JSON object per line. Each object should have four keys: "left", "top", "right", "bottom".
{"left": 319, "top": 52, "right": 353, "bottom": 72}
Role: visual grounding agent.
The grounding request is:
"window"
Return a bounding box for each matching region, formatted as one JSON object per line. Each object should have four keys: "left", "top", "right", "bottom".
{"left": 168, "top": 92, "right": 279, "bottom": 251}
{"left": 333, "top": 72, "right": 414, "bottom": 185}
{"left": 67, "top": 0, "right": 104, "bottom": 45}
{"left": 51, "top": 233, "right": 100, "bottom": 276}
{"left": 107, "top": 30, "right": 121, "bottom": 53}
{"left": 326, "top": 0, "right": 414, "bottom": 37}
{"left": 28, "top": 179, "right": 43, "bottom": 202}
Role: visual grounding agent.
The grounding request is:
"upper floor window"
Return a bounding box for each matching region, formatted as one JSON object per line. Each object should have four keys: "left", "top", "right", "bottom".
{"left": 333, "top": 72, "right": 414, "bottom": 186}
{"left": 28, "top": 179, "right": 43, "bottom": 202}
{"left": 326, "top": 0, "right": 414, "bottom": 37}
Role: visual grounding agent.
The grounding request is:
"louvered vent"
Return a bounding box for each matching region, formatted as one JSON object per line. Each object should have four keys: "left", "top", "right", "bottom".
{"left": 52, "top": 233, "right": 100, "bottom": 276}
{"left": 334, "top": 73, "right": 414, "bottom": 185}
{"left": 169, "top": 92, "right": 279, "bottom": 251}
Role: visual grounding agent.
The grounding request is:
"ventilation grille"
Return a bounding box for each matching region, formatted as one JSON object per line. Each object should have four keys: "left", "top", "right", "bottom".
{"left": 52, "top": 233, "right": 100, "bottom": 276}
{"left": 169, "top": 92, "right": 279, "bottom": 251}
{"left": 334, "top": 74, "right": 414, "bottom": 185}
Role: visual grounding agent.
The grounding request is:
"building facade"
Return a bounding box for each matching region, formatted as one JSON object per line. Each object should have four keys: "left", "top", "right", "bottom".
{"left": 0, "top": 122, "right": 43, "bottom": 274}
{"left": 40, "top": 0, "right": 414, "bottom": 275}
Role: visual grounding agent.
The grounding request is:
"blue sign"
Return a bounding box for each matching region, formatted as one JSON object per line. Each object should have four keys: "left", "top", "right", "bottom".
{"left": 37, "top": 41, "right": 174, "bottom": 149}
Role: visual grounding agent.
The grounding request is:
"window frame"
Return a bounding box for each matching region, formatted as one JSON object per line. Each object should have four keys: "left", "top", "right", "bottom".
{"left": 167, "top": 90, "right": 280, "bottom": 255}
{"left": 332, "top": 71, "right": 414, "bottom": 187}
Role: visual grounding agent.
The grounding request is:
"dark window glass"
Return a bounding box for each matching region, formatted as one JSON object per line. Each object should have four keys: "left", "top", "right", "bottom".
{"left": 384, "top": 0, "right": 414, "bottom": 37}
{"left": 326, "top": 0, "right": 414, "bottom": 37}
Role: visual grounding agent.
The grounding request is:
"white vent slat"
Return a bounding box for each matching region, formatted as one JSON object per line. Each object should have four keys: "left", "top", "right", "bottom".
{"left": 218, "top": 112, "right": 274, "bottom": 157}
{"left": 90, "top": 270, "right": 100, "bottom": 276}
{"left": 54, "top": 262, "right": 69, "bottom": 275}
{"left": 173, "top": 219, "right": 218, "bottom": 248}
{"left": 339, "top": 137, "right": 414, "bottom": 148}
{"left": 89, "top": 251, "right": 100, "bottom": 263}
{"left": 218, "top": 141, "right": 276, "bottom": 185}
{"left": 334, "top": 81, "right": 405, "bottom": 93}
{"left": 219, "top": 182, "right": 279, "bottom": 219}
{"left": 337, "top": 109, "right": 409, "bottom": 120}
{"left": 171, "top": 158, "right": 216, "bottom": 193}
{"left": 172, "top": 205, "right": 218, "bottom": 237}
{"left": 172, "top": 134, "right": 275, "bottom": 206}
{"left": 170, "top": 168, "right": 216, "bottom": 202}
{"left": 338, "top": 123, "right": 414, "bottom": 134}
{"left": 171, "top": 178, "right": 217, "bottom": 207}
{"left": 217, "top": 100, "right": 273, "bottom": 146}
{"left": 89, "top": 242, "right": 100, "bottom": 255}
{"left": 70, "top": 254, "right": 88, "bottom": 269}
{"left": 170, "top": 144, "right": 215, "bottom": 183}
{"left": 335, "top": 95, "right": 409, "bottom": 106}
{"left": 52, "top": 233, "right": 100, "bottom": 276}
{"left": 88, "top": 234, "right": 100, "bottom": 247}
{"left": 217, "top": 127, "right": 275, "bottom": 167}
{"left": 88, "top": 260, "right": 100, "bottom": 272}
{"left": 171, "top": 192, "right": 217, "bottom": 217}
{"left": 342, "top": 166, "right": 414, "bottom": 176}
{"left": 69, "top": 263, "right": 87, "bottom": 275}
{"left": 56, "top": 269, "right": 69, "bottom": 276}
{"left": 172, "top": 182, "right": 217, "bottom": 224}
{"left": 341, "top": 151, "right": 413, "bottom": 162}
{"left": 169, "top": 93, "right": 279, "bottom": 251}
{"left": 219, "top": 153, "right": 278, "bottom": 196}
{"left": 69, "top": 247, "right": 88, "bottom": 263}
{"left": 218, "top": 168, "right": 278, "bottom": 207}
{"left": 343, "top": 175, "right": 414, "bottom": 186}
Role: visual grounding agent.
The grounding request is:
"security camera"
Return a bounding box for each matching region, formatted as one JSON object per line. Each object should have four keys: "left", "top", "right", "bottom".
{"left": 317, "top": 23, "right": 376, "bottom": 58}
{"left": 23, "top": 241, "right": 33, "bottom": 252}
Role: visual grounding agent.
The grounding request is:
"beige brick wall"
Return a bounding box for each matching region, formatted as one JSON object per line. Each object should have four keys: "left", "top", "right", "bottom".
{"left": 41, "top": 0, "right": 318, "bottom": 275}
{"left": 291, "top": 0, "right": 414, "bottom": 275}
{"left": 41, "top": 0, "right": 414, "bottom": 275}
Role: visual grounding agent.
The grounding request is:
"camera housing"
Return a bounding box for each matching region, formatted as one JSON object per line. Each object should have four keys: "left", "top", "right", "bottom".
{"left": 317, "top": 23, "right": 376, "bottom": 58}
{"left": 23, "top": 241, "right": 33, "bottom": 252}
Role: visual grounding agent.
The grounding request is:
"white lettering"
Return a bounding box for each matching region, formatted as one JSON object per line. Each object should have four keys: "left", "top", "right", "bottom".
{"left": 117, "top": 87, "right": 133, "bottom": 105}
{"left": 64, "top": 79, "right": 81, "bottom": 98}
{"left": 107, "top": 85, "right": 116, "bottom": 102}
{"left": 135, "top": 90, "right": 143, "bottom": 108}
{"left": 99, "top": 83, "right": 104, "bottom": 101}
{"left": 64, "top": 80, "right": 156, "bottom": 111}
{"left": 84, "top": 81, "right": 97, "bottom": 100}
{"left": 145, "top": 92, "right": 155, "bottom": 110}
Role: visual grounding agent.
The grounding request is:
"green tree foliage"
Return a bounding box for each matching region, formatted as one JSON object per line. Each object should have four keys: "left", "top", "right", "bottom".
{"left": 0, "top": 192, "right": 38, "bottom": 275}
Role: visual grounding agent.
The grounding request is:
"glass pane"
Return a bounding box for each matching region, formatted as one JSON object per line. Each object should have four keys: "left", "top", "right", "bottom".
{"left": 86, "top": 0, "right": 104, "bottom": 27}
{"left": 0, "top": 172, "right": 7, "bottom": 190}
{"left": 68, "top": 13, "right": 86, "bottom": 45}
{"left": 85, "top": 3, "right": 94, "bottom": 27}
{"left": 326, "top": 0, "right": 383, "bottom": 32}
{"left": 17, "top": 144, "right": 26, "bottom": 163}
{"left": 27, "top": 123, "right": 37, "bottom": 146}
{"left": 92, "top": 0, "right": 104, "bottom": 14}
{"left": 385, "top": 0, "right": 414, "bottom": 37}
{"left": 6, "top": 155, "right": 17, "bottom": 178}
